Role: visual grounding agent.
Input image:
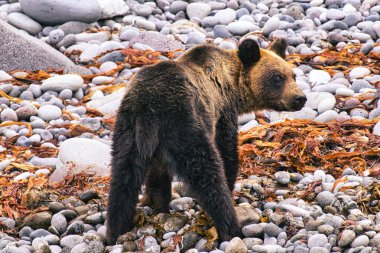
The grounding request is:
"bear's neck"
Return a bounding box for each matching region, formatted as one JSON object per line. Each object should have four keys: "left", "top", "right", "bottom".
{"left": 179, "top": 46, "right": 260, "bottom": 116}
{"left": 229, "top": 52, "right": 261, "bottom": 115}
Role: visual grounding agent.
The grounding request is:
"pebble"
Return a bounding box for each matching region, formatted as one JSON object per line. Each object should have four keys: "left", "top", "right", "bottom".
{"left": 214, "top": 8, "right": 236, "bottom": 25}
{"left": 186, "top": 3, "right": 211, "bottom": 19}
{"left": 349, "top": 67, "right": 371, "bottom": 79}
{"left": 49, "top": 29, "right": 65, "bottom": 44}
{"left": 373, "top": 121, "right": 380, "bottom": 136}
{"left": 1, "top": 108, "right": 18, "bottom": 122}
{"left": 316, "top": 191, "right": 335, "bottom": 207}
{"left": 60, "top": 235, "right": 84, "bottom": 249}
{"left": 314, "top": 110, "right": 339, "bottom": 122}
{"left": 38, "top": 105, "right": 62, "bottom": 121}
{"left": 263, "top": 16, "right": 281, "bottom": 36}
{"left": 41, "top": 74, "right": 84, "bottom": 92}
{"left": 274, "top": 171, "right": 290, "bottom": 185}
{"left": 338, "top": 230, "right": 356, "bottom": 247}
{"left": 309, "top": 70, "right": 331, "bottom": 84}
{"left": 170, "top": 197, "right": 194, "bottom": 211}
{"left": 351, "top": 235, "right": 369, "bottom": 247}
{"left": 225, "top": 237, "right": 248, "bottom": 253}
{"left": 0, "top": 70, "right": 13, "bottom": 81}
{"left": 7, "top": 12, "right": 42, "bottom": 35}
{"left": 51, "top": 213, "right": 67, "bottom": 234}
{"left": 308, "top": 234, "right": 328, "bottom": 248}
{"left": 317, "top": 97, "right": 336, "bottom": 113}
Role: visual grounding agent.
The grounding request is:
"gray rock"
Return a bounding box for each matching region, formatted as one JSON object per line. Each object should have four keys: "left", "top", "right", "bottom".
{"left": 314, "top": 110, "right": 339, "bottom": 122}
{"left": 264, "top": 223, "right": 283, "bottom": 237}
{"left": 169, "top": 1, "right": 188, "bottom": 14}
{"left": 41, "top": 74, "right": 83, "bottom": 92}
{"left": 274, "top": 171, "right": 290, "bottom": 185}
{"left": 316, "top": 191, "right": 335, "bottom": 207}
{"left": 186, "top": 3, "right": 211, "bottom": 19}
{"left": 227, "top": 21, "right": 258, "bottom": 35}
{"left": 60, "top": 235, "right": 84, "bottom": 249}
{"left": 351, "top": 79, "right": 374, "bottom": 92}
{"left": 225, "top": 237, "right": 248, "bottom": 253}
{"left": 97, "top": 0, "right": 129, "bottom": 19}
{"left": 170, "top": 197, "right": 194, "bottom": 211}
{"left": 19, "top": 226, "right": 33, "bottom": 238}
{"left": 235, "top": 204, "right": 260, "bottom": 226}
{"left": 214, "top": 8, "right": 236, "bottom": 25}
{"left": 327, "top": 9, "right": 346, "bottom": 20}
{"left": 350, "top": 108, "right": 369, "bottom": 118}
{"left": 242, "top": 224, "right": 264, "bottom": 237}
{"left": 308, "top": 234, "right": 328, "bottom": 248}
{"left": 24, "top": 211, "right": 52, "bottom": 229}
{"left": 20, "top": 0, "right": 101, "bottom": 25}
{"left": 7, "top": 12, "right": 42, "bottom": 35}
{"left": 344, "top": 12, "right": 362, "bottom": 27}
{"left": 0, "top": 217, "right": 15, "bottom": 229}
{"left": 338, "top": 229, "right": 356, "bottom": 247}
{"left": 285, "top": 5, "right": 304, "bottom": 20}
{"left": 85, "top": 213, "right": 103, "bottom": 225}
{"left": 263, "top": 16, "right": 280, "bottom": 36}
{"left": 48, "top": 29, "right": 65, "bottom": 44}
{"left": 214, "top": 25, "right": 232, "bottom": 38}
{"left": 130, "top": 32, "right": 185, "bottom": 52}
{"left": 66, "top": 221, "right": 85, "bottom": 235}
{"left": 318, "top": 224, "right": 334, "bottom": 235}
{"left": 59, "top": 21, "right": 91, "bottom": 35}
{"left": 0, "top": 20, "right": 90, "bottom": 75}
{"left": 1, "top": 108, "right": 18, "bottom": 122}
{"left": 133, "top": 4, "right": 152, "bottom": 17}
{"left": 251, "top": 245, "right": 286, "bottom": 253}
{"left": 186, "top": 31, "right": 206, "bottom": 44}
{"left": 51, "top": 213, "right": 67, "bottom": 234}
{"left": 38, "top": 105, "right": 62, "bottom": 121}
{"left": 351, "top": 235, "right": 369, "bottom": 247}
{"left": 50, "top": 138, "right": 111, "bottom": 183}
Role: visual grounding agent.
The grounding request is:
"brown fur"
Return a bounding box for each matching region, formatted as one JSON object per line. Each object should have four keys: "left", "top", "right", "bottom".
{"left": 106, "top": 38, "right": 306, "bottom": 245}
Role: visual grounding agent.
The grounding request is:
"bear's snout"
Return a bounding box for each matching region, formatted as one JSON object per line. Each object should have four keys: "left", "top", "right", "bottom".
{"left": 292, "top": 95, "right": 307, "bottom": 110}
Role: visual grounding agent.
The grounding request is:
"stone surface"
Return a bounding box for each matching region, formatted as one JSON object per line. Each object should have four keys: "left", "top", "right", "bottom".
{"left": 7, "top": 12, "right": 42, "bottom": 35}
{"left": 0, "top": 20, "right": 90, "bottom": 75}
{"left": 20, "top": 0, "right": 102, "bottom": 25}
{"left": 41, "top": 74, "right": 84, "bottom": 92}
{"left": 130, "top": 32, "right": 185, "bottom": 52}
{"left": 50, "top": 138, "right": 112, "bottom": 183}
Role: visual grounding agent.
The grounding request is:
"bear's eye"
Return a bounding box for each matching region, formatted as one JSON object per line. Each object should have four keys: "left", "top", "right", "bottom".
{"left": 273, "top": 74, "right": 283, "bottom": 82}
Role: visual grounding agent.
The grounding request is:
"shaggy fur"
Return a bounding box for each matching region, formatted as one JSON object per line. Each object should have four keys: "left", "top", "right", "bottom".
{"left": 106, "top": 38, "right": 306, "bottom": 245}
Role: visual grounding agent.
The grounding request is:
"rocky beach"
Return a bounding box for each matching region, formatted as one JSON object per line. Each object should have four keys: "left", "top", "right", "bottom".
{"left": 0, "top": 0, "right": 380, "bottom": 252}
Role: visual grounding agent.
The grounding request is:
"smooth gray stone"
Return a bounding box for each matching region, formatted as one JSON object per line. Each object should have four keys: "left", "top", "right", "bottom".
{"left": 0, "top": 20, "right": 91, "bottom": 75}
{"left": 19, "top": 0, "right": 101, "bottom": 25}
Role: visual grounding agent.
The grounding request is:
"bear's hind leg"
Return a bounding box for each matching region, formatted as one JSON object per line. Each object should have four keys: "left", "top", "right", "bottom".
{"left": 168, "top": 133, "right": 241, "bottom": 242}
{"left": 141, "top": 167, "right": 172, "bottom": 213}
{"left": 106, "top": 155, "right": 146, "bottom": 245}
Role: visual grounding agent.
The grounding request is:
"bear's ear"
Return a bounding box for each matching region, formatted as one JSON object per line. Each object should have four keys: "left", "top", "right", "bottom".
{"left": 238, "top": 39, "right": 261, "bottom": 69}
{"left": 269, "top": 38, "right": 288, "bottom": 59}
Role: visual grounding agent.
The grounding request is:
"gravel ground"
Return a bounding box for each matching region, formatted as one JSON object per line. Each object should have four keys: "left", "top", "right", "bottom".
{"left": 0, "top": 0, "right": 380, "bottom": 252}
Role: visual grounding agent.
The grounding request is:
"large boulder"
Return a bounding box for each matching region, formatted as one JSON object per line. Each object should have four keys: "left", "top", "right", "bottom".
{"left": 20, "top": 0, "right": 101, "bottom": 25}
{"left": 0, "top": 20, "right": 90, "bottom": 75}
{"left": 49, "top": 138, "right": 112, "bottom": 183}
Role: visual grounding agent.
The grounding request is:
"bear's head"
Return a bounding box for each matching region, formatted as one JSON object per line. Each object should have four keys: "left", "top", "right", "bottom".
{"left": 238, "top": 38, "right": 306, "bottom": 112}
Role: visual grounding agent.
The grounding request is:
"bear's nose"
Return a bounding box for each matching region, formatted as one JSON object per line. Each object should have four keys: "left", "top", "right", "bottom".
{"left": 293, "top": 95, "right": 307, "bottom": 107}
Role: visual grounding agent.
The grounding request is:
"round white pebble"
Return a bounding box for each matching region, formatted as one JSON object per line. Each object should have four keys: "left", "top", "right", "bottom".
{"left": 38, "top": 105, "right": 62, "bottom": 121}
{"left": 309, "top": 70, "right": 331, "bottom": 84}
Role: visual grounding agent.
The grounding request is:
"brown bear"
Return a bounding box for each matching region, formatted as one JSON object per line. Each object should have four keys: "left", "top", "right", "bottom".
{"left": 106, "top": 38, "right": 306, "bottom": 245}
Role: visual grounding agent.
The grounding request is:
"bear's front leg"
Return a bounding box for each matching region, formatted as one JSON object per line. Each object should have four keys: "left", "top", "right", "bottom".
{"left": 216, "top": 113, "right": 239, "bottom": 192}
{"left": 168, "top": 131, "right": 241, "bottom": 241}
